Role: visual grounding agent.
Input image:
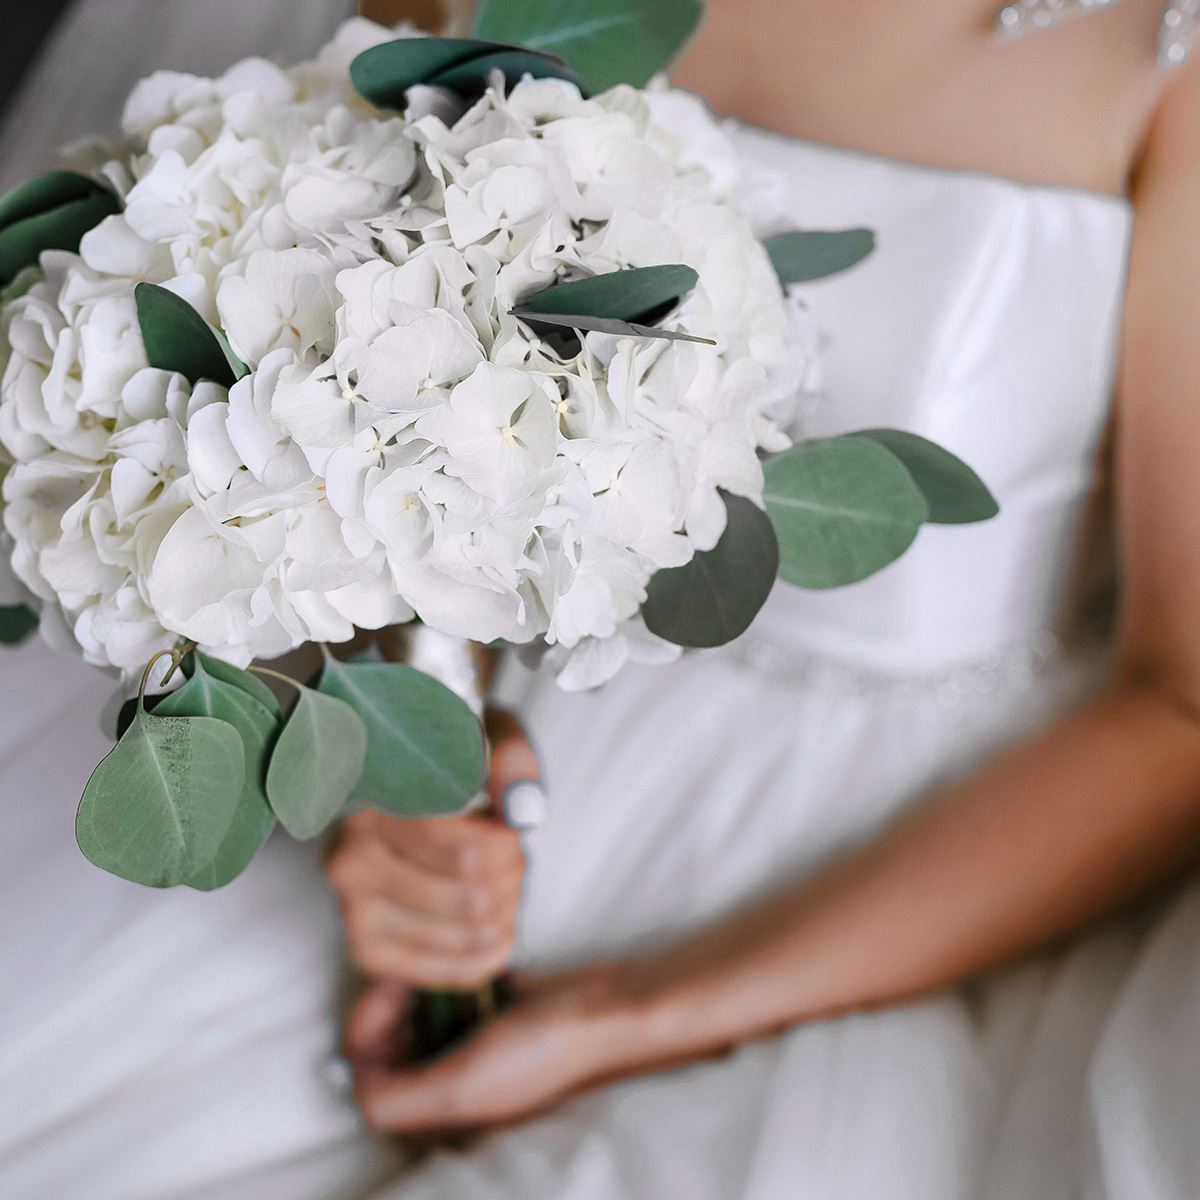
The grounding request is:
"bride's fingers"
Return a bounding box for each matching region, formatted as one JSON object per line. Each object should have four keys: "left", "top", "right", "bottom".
{"left": 329, "top": 835, "right": 522, "bottom": 925}
{"left": 354, "top": 1058, "right": 473, "bottom": 1133}
{"left": 347, "top": 810, "right": 524, "bottom": 881}
{"left": 343, "top": 979, "right": 412, "bottom": 1065}
{"left": 350, "top": 936, "right": 514, "bottom": 989}
{"left": 342, "top": 891, "right": 516, "bottom": 966}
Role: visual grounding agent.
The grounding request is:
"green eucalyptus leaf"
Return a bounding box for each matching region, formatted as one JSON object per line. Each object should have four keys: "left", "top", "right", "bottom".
{"left": 134, "top": 283, "right": 238, "bottom": 388}
{"left": 350, "top": 37, "right": 503, "bottom": 108}
{"left": 185, "top": 651, "right": 283, "bottom": 719}
{"left": 474, "top": 0, "right": 703, "bottom": 92}
{"left": 155, "top": 658, "right": 279, "bottom": 889}
{"left": 427, "top": 47, "right": 585, "bottom": 96}
{"left": 265, "top": 686, "right": 368, "bottom": 840}
{"left": 0, "top": 604, "right": 37, "bottom": 645}
{"left": 642, "top": 492, "right": 779, "bottom": 649}
{"left": 518, "top": 264, "right": 698, "bottom": 322}
{"left": 0, "top": 189, "right": 120, "bottom": 285}
{"left": 511, "top": 308, "right": 714, "bottom": 345}
{"left": 513, "top": 264, "right": 710, "bottom": 344}
{"left": 212, "top": 326, "right": 250, "bottom": 381}
{"left": 318, "top": 659, "right": 485, "bottom": 816}
{"left": 764, "top": 437, "right": 929, "bottom": 589}
{"left": 76, "top": 706, "right": 244, "bottom": 888}
{"left": 851, "top": 429, "right": 999, "bottom": 525}
{"left": 764, "top": 229, "right": 876, "bottom": 285}
{"left": 0, "top": 170, "right": 101, "bottom": 229}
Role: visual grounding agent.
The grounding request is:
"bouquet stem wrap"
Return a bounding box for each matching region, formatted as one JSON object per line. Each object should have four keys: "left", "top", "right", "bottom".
{"left": 380, "top": 625, "right": 509, "bottom": 1059}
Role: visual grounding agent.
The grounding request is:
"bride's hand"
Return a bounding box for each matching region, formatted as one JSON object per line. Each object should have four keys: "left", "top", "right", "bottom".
{"left": 347, "top": 966, "right": 636, "bottom": 1133}
{"left": 326, "top": 710, "right": 536, "bottom": 989}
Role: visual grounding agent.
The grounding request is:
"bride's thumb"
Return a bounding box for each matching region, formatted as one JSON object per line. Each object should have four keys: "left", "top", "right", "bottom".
{"left": 484, "top": 708, "right": 548, "bottom": 829}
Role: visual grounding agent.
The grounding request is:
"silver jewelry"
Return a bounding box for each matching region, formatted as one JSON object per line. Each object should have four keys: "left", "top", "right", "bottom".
{"left": 994, "top": 0, "right": 1198, "bottom": 67}
{"left": 1160, "top": 0, "right": 1200, "bottom": 65}
{"left": 994, "top": 0, "right": 1123, "bottom": 39}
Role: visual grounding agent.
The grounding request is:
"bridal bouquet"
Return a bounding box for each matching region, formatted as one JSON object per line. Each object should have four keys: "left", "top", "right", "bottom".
{"left": 0, "top": 2, "right": 996, "bottom": 891}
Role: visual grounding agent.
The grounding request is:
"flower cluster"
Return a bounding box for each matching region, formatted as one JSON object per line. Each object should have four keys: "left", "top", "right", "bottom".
{"left": 0, "top": 19, "right": 813, "bottom": 688}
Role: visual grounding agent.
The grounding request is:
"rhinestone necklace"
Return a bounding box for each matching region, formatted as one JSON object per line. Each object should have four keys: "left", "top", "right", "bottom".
{"left": 995, "top": 0, "right": 1199, "bottom": 65}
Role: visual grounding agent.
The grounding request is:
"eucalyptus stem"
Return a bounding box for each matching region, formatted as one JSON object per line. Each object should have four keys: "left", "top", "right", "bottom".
{"left": 247, "top": 664, "right": 305, "bottom": 692}
{"left": 157, "top": 639, "right": 197, "bottom": 687}
{"left": 137, "top": 650, "right": 175, "bottom": 706}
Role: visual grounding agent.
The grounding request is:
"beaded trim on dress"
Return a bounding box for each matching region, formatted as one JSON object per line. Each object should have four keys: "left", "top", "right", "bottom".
{"left": 712, "top": 631, "right": 1101, "bottom": 705}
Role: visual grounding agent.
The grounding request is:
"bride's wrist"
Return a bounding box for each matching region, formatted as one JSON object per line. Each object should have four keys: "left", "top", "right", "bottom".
{"left": 576, "top": 958, "right": 736, "bottom": 1074}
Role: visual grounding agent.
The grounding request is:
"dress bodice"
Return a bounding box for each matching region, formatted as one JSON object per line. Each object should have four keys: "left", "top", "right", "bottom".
{"left": 730, "top": 125, "right": 1133, "bottom": 673}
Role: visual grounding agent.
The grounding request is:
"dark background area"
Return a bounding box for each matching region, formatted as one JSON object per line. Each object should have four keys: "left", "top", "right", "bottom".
{"left": 0, "top": 0, "right": 76, "bottom": 117}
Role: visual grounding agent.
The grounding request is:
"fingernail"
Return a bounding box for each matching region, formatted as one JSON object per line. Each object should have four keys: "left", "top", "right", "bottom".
{"left": 503, "top": 779, "right": 549, "bottom": 831}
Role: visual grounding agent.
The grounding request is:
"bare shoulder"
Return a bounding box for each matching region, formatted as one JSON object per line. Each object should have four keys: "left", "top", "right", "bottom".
{"left": 1136, "top": 53, "right": 1200, "bottom": 189}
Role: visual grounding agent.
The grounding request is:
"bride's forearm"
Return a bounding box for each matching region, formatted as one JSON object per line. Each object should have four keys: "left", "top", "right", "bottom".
{"left": 605, "top": 683, "right": 1200, "bottom": 1065}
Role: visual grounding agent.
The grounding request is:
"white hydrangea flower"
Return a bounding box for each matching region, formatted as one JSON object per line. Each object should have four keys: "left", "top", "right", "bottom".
{"left": 0, "top": 18, "right": 815, "bottom": 688}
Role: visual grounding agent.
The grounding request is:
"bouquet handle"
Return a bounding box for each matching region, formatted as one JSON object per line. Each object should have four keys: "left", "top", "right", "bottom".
{"left": 378, "top": 624, "right": 509, "bottom": 1059}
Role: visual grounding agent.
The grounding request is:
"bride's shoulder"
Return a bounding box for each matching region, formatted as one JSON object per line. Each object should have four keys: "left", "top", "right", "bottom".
{"left": 1137, "top": 51, "right": 1200, "bottom": 187}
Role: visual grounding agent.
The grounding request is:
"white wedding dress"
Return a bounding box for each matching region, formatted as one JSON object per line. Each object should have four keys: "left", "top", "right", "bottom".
{"left": 1, "top": 4, "right": 1198, "bottom": 1199}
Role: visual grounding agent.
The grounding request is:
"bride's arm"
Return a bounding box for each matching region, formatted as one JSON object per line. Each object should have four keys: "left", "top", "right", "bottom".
{"left": 352, "top": 66, "right": 1200, "bottom": 1132}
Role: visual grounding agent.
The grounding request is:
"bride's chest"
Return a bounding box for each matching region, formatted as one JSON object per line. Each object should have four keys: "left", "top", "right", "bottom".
{"left": 672, "top": 0, "right": 1163, "bottom": 195}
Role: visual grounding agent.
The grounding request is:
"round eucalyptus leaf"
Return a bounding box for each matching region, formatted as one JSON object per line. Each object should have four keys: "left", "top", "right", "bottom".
{"left": 764, "top": 229, "right": 876, "bottom": 286}
{"left": 427, "top": 47, "right": 585, "bottom": 96}
{"left": 155, "top": 659, "right": 280, "bottom": 888}
{"left": 0, "top": 604, "right": 37, "bottom": 645}
{"left": 642, "top": 492, "right": 779, "bottom": 649}
{"left": 517, "top": 264, "right": 698, "bottom": 322}
{"left": 186, "top": 651, "right": 283, "bottom": 719}
{"left": 185, "top": 787, "right": 276, "bottom": 892}
{"left": 318, "top": 659, "right": 485, "bottom": 816}
{"left": 851, "top": 429, "right": 999, "bottom": 525}
{"left": 76, "top": 707, "right": 244, "bottom": 888}
{"left": 265, "top": 686, "right": 367, "bottom": 840}
{"left": 764, "top": 437, "right": 929, "bottom": 590}
{"left": 0, "top": 190, "right": 120, "bottom": 285}
{"left": 474, "top": 0, "right": 704, "bottom": 92}
{"left": 134, "top": 283, "right": 238, "bottom": 388}
{"left": 350, "top": 37, "right": 504, "bottom": 108}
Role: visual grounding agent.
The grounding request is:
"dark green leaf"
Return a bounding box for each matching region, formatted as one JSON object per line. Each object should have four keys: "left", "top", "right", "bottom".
{"left": 518, "top": 264, "right": 698, "bottom": 322}
{"left": 155, "top": 658, "right": 279, "bottom": 889}
{"left": 350, "top": 37, "right": 504, "bottom": 108}
{"left": 134, "top": 283, "right": 238, "bottom": 388}
{"left": 0, "top": 189, "right": 120, "bottom": 285}
{"left": 642, "top": 492, "right": 779, "bottom": 648}
{"left": 0, "top": 171, "right": 104, "bottom": 229}
{"left": 764, "top": 437, "right": 929, "bottom": 589}
{"left": 185, "top": 651, "right": 283, "bottom": 719}
{"left": 76, "top": 706, "right": 244, "bottom": 888}
{"left": 265, "top": 686, "right": 368, "bottom": 840}
{"left": 474, "top": 0, "right": 704, "bottom": 92}
{"left": 427, "top": 47, "right": 585, "bottom": 95}
{"left": 764, "top": 229, "right": 876, "bottom": 285}
{"left": 0, "top": 604, "right": 37, "bottom": 645}
{"left": 851, "top": 429, "right": 999, "bottom": 525}
{"left": 318, "top": 659, "right": 485, "bottom": 816}
{"left": 511, "top": 308, "right": 714, "bottom": 345}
